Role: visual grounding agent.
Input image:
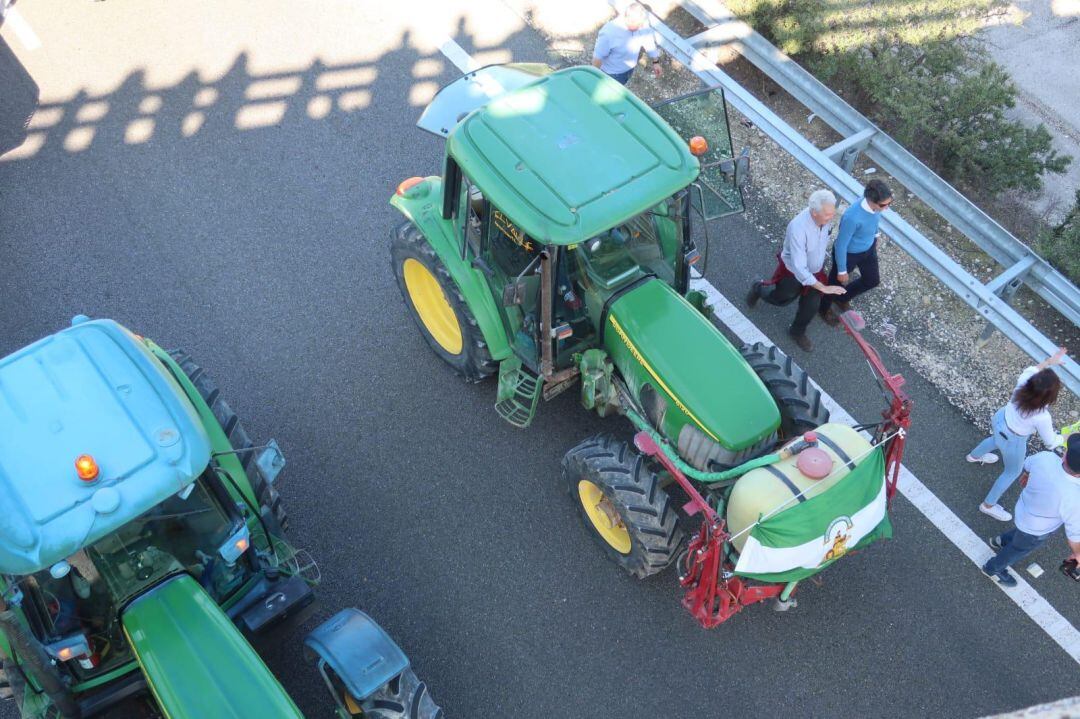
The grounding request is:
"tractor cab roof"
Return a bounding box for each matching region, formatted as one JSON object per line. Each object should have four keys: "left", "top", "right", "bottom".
{"left": 0, "top": 317, "right": 211, "bottom": 575}
{"left": 445, "top": 65, "right": 700, "bottom": 246}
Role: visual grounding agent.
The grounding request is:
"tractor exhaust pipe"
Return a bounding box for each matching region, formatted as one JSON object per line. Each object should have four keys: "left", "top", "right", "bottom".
{"left": 0, "top": 608, "right": 81, "bottom": 718}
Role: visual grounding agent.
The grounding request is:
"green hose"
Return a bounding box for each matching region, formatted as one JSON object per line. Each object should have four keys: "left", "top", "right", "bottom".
{"left": 624, "top": 409, "right": 781, "bottom": 484}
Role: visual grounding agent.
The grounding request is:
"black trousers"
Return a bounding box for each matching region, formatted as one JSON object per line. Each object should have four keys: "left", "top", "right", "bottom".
{"left": 760, "top": 275, "right": 821, "bottom": 336}
{"left": 819, "top": 241, "right": 880, "bottom": 315}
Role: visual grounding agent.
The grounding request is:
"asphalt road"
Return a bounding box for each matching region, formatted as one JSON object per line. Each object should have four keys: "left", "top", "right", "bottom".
{"left": 1, "top": 2, "right": 1078, "bottom": 717}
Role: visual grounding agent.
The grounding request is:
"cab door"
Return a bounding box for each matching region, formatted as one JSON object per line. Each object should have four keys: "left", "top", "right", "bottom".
{"left": 651, "top": 88, "right": 748, "bottom": 220}
{"left": 455, "top": 171, "right": 545, "bottom": 372}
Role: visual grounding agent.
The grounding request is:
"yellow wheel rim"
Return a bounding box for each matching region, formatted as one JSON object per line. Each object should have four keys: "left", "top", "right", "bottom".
{"left": 402, "top": 258, "right": 463, "bottom": 355}
{"left": 578, "top": 480, "right": 631, "bottom": 554}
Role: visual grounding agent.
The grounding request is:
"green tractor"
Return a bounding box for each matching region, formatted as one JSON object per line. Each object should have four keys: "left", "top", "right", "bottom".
{"left": 0, "top": 317, "right": 441, "bottom": 718}
{"left": 391, "top": 65, "right": 912, "bottom": 626}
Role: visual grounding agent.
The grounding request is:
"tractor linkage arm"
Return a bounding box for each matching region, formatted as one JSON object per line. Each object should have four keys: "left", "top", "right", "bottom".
{"left": 837, "top": 311, "right": 913, "bottom": 502}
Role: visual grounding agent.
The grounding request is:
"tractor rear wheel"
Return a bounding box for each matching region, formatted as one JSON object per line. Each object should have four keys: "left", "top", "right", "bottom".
{"left": 391, "top": 220, "right": 495, "bottom": 383}
{"left": 359, "top": 667, "right": 443, "bottom": 719}
{"left": 168, "top": 350, "right": 289, "bottom": 533}
{"left": 563, "top": 435, "right": 683, "bottom": 579}
{"left": 740, "top": 342, "right": 829, "bottom": 439}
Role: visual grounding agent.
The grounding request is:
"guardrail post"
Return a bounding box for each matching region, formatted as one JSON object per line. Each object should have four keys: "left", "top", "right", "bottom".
{"left": 823, "top": 128, "right": 876, "bottom": 173}
{"left": 976, "top": 257, "right": 1038, "bottom": 346}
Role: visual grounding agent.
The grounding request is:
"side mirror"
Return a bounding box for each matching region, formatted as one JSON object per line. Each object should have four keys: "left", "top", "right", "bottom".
{"left": 720, "top": 148, "right": 751, "bottom": 188}
{"left": 256, "top": 439, "right": 286, "bottom": 486}
{"left": 502, "top": 279, "right": 527, "bottom": 306}
{"left": 735, "top": 148, "right": 750, "bottom": 188}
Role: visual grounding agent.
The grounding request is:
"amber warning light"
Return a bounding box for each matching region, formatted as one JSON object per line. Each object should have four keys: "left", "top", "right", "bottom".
{"left": 75, "top": 455, "right": 99, "bottom": 482}
{"left": 689, "top": 136, "right": 708, "bottom": 156}
{"left": 396, "top": 176, "right": 425, "bottom": 196}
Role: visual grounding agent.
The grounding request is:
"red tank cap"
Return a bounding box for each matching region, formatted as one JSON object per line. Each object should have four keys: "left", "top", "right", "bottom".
{"left": 796, "top": 447, "right": 834, "bottom": 480}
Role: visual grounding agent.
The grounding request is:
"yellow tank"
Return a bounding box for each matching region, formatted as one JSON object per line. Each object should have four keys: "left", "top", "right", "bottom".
{"left": 726, "top": 423, "right": 873, "bottom": 553}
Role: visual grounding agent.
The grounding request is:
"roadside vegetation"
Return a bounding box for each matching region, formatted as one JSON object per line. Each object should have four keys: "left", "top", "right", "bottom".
{"left": 1037, "top": 190, "right": 1080, "bottom": 282}
{"left": 725, "top": 0, "right": 1077, "bottom": 280}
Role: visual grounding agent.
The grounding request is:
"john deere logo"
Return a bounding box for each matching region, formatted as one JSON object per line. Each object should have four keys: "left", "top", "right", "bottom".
{"left": 822, "top": 516, "right": 854, "bottom": 563}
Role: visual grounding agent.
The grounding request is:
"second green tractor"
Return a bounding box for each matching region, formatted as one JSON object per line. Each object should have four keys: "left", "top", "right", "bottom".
{"left": 391, "top": 65, "right": 911, "bottom": 625}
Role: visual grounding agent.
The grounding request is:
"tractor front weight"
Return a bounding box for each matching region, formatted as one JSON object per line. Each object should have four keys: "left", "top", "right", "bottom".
{"left": 678, "top": 522, "right": 786, "bottom": 628}
{"left": 632, "top": 431, "right": 785, "bottom": 628}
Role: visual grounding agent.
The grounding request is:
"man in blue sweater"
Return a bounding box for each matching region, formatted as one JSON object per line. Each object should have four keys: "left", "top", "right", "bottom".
{"left": 819, "top": 179, "right": 893, "bottom": 324}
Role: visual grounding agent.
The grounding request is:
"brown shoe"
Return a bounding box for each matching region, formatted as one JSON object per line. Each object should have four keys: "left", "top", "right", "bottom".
{"left": 789, "top": 330, "right": 813, "bottom": 352}
{"left": 819, "top": 308, "right": 840, "bottom": 327}
{"left": 746, "top": 280, "right": 762, "bottom": 308}
{"left": 835, "top": 299, "right": 851, "bottom": 314}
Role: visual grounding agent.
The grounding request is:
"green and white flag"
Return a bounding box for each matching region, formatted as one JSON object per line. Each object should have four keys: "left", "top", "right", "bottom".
{"left": 733, "top": 447, "right": 891, "bottom": 583}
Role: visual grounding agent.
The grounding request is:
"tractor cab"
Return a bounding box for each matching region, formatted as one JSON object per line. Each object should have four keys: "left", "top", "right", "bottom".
{"left": 1, "top": 318, "right": 443, "bottom": 718}
{"left": 0, "top": 317, "right": 301, "bottom": 716}
{"left": 405, "top": 65, "right": 768, "bottom": 441}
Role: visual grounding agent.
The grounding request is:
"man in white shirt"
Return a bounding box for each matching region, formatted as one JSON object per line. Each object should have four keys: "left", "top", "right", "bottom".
{"left": 746, "top": 189, "right": 847, "bottom": 352}
{"left": 591, "top": 3, "right": 662, "bottom": 86}
{"left": 981, "top": 433, "right": 1080, "bottom": 587}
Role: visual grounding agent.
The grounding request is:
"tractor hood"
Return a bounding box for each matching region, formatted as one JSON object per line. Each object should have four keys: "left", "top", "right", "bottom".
{"left": 0, "top": 317, "right": 211, "bottom": 575}
{"left": 604, "top": 280, "right": 780, "bottom": 450}
{"left": 122, "top": 573, "right": 303, "bottom": 719}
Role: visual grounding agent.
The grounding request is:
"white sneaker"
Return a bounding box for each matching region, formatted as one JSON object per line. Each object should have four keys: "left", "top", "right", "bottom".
{"left": 979, "top": 503, "right": 1012, "bottom": 522}
{"left": 966, "top": 453, "right": 999, "bottom": 465}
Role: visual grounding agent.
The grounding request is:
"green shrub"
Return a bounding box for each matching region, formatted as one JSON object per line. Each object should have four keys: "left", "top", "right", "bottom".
{"left": 724, "top": 0, "right": 1072, "bottom": 196}
{"left": 824, "top": 41, "right": 1071, "bottom": 195}
{"left": 1037, "top": 190, "right": 1080, "bottom": 283}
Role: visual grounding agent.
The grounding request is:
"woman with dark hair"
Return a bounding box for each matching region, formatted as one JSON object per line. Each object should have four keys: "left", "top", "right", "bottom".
{"left": 968, "top": 347, "right": 1068, "bottom": 521}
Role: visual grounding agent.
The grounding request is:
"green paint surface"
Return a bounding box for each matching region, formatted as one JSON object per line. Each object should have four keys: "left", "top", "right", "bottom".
{"left": 122, "top": 574, "right": 303, "bottom": 719}
{"left": 447, "top": 66, "right": 699, "bottom": 245}
{"left": 605, "top": 280, "right": 779, "bottom": 450}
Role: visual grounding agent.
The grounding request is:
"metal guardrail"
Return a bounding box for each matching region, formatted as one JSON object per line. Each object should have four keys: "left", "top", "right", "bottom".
{"left": 622, "top": 0, "right": 1080, "bottom": 396}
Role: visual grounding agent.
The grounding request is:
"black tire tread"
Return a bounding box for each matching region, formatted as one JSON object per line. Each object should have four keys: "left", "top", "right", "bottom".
{"left": 739, "top": 342, "right": 830, "bottom": 438}
{"left": 167, "top": 349, "right": 289, "bottom": 533}
{"left": 563, "top": 434, "right": 683, "bottom": 578}
{"left": 391, "top": 220, "right": 496, "bottom": 383}
{"left": 362, "top": 667, "right": 443, "bottom": 719}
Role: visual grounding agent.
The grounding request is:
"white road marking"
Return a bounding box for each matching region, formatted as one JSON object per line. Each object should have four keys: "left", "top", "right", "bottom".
{"left": 3, "top": 6, "right": 41, "bottom": 50}
{"left": 434, "top": 38, "right": 1080, "bottom": 664}
{"left": 437, "top": 36, "right": 479, "bottom": 74}
{"left": 698, "top": 278, "right": 1080, "bottom": 664}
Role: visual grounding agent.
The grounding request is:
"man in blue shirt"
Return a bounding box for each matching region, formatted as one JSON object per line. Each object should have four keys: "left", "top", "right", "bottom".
{"left": 819, "top": 179, "right": 893, "bottom": 324}
{"left": 592, "top": 3, "right": 663, "bottom": 86}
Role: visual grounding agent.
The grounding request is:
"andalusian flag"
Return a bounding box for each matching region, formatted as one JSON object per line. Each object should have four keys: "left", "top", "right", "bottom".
{"left": 733, "top": 447, "right": 891, "bottom": 583}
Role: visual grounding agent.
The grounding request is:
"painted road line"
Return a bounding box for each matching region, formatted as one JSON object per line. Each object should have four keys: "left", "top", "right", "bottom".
{"left": 697, "top": 277, "right": 1080, "bottom": 664}
{"left": 3, "top": 6, "right": 41, "bottom": 50}
{"left": 438, "top": 36, "right": 479, "bottom": 74}
{"left": 434, "top": 37, "right": 1080, "bottom": 665}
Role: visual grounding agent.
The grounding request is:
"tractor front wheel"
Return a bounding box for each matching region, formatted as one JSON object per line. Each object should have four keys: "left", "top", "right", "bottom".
{"left": 391, "top": 221, "right": 495, "bottom": 383}
{"left": 740, "top": 342, "right": 829, "bottom": 439}
{"left": 359, "top": 667, "right": 443, "bottom": 719}
{"left": 563, "top": 435, "right": 683, "bottom": 579}
{"left": 169, "top": 350, "right": 289, "bottom": 534}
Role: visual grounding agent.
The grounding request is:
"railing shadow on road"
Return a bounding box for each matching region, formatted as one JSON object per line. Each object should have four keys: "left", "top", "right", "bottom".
{"left": 0, "top": 19, "right": 529, "bottom": 167}
{"left": 0, "top": 35, "right": 39, "bottom": 156}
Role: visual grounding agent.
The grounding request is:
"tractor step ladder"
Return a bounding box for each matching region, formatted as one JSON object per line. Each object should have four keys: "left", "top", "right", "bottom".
{"left": 495, "top": 357, "right": 542, "bottom": 429}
